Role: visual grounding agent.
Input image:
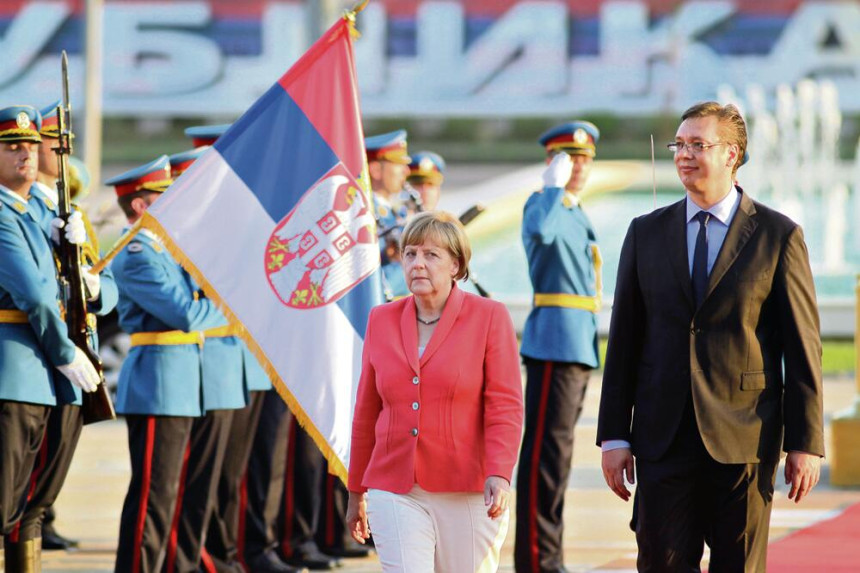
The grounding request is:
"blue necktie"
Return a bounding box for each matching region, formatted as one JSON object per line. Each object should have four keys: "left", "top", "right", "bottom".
{"left": 692, "top": 211, "right": 710, "bottom": 308}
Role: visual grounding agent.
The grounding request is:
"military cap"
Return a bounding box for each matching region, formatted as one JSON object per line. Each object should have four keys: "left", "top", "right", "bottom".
{"left": 407, "top": 151, "right": 445, "bottom": 185}
{"left": 68, "top": 157, "right": 91, "bottom": 199}
{"left": 38, "top": 101, "right": 62, "bottom": 138}
{"left": 184, "top": 124, "right": 230, "bottom": 148}
{"left": 105, "top": 155, "right": 173, "bottom": 197}
{"left": 0, "top": 105, "right": 42, "bottom": 143}
{"left": 168, "top": 147, "right": 208, "bottom": 179}
{"left": 365, "top": 130, "right": 411, "bottom": 164}
{"left": 539, "top": 121, "right": 600, "bottom": 156}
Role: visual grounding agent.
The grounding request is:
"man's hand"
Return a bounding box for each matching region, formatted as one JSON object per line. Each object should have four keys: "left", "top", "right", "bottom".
{"left": 56, "top": 346, "right": 99, "bottom": 393}
{"left": 82, "top": 266, "right": 101, "bottom": 302}
{"left": 785, "top": 451, "right": 821, "bottom": 504}
{"left": 50, "top": 211, "right": 86, "bottom": 245}
{"left": 602, "top": 447, "right": 635, "bottom": 501}
{"left": 541, "top": 152, "right": 573, "bottom": 189}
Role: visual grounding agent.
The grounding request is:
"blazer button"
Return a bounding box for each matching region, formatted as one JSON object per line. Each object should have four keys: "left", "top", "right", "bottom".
{"left": 412, "top": 402, "right": 419, "bottom": 410}
{"left": 411, "top": 428, "right": 419, "bottom": 437}
{"left": 412, "top": 376, "right": 419, "bottom": 385}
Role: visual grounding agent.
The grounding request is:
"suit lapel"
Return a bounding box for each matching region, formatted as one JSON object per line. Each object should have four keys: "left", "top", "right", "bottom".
{"left": 419, "top": 284, "right": 465, "bottom": 368}
{"left": 400, "top": 298, "right": 420, "bottom": 375}
{"left": 661, "top": 199, "right": 695, "bottom": 311}
{"left": 704, "top": 189, "right": 758, "bottom": 301}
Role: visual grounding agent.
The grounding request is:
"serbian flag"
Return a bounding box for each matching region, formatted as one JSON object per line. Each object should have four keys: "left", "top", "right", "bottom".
{"left": 137, "top": 15, "right": 382, "bottom": 480}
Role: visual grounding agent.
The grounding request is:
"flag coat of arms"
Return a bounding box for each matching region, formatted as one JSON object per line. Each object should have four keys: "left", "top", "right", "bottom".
{"left": 137, "top": 14, "right": 382, "bottom": 479}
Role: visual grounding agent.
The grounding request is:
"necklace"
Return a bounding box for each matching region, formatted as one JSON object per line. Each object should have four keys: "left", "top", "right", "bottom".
{"left": 416, "top": 315, "right": 441, "bottom": 325}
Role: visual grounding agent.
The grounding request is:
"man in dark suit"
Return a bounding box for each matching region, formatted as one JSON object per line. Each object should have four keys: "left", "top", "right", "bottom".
{"left": 597, "top": 101, "right": 824, "bottom": 572}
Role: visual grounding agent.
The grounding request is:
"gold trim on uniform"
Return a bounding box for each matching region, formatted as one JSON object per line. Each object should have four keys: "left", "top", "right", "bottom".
{"left": 0, "top": 309, "right": 28, "bottom": 323}
{"left": 130, "top": 330, "right": 205, "bottom": 347}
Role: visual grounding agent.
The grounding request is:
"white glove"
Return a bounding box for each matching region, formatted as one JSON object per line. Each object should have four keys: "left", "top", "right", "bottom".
{"left": 50, "top": 211, "right": 86, "bottom": 245}
{"left": 82, "top": 266, "right": 101, "bottom": 301}
{"left": 542, "top": 152, "right": 573, "bottom": 189}
{"left": 56, "top": 346, "right": 100, "bottom": 393}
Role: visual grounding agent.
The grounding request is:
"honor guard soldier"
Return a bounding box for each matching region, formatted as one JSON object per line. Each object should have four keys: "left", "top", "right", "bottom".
{"left": 185, "top": 124, "right": 231, "bottom": 148}
{"left": 177, "top": 125, "right": 299, "bottom": 573}
{"left": 407, "top": 151, "right": 445, "bottom": 211}
{"left": 0, "top": 105, "right": 100, "bottom": 570}
{"left": 6, "top": 101, "right": 119, "bottom": 558}
{"left": 107, "top": 156, "right": 229, "bottom": 572}
{"left": 365, "top": 130, "right": 412, "bottom": 299}
{"left": 156, "top": 147, "right": 252, "bottom": 572}
{"left": 515, "top": 121, "right": 603, "bottom": 573}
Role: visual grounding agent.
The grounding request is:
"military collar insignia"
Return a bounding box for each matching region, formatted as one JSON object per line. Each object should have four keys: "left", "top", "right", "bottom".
{"left": 39, "top": 195, "right": 56, "bottom": 211}
{"left": 562, "top": 192, "right": 580, "bottom": 209}
{"left": 0, "top": 189, "right": 28, "bottom": 214}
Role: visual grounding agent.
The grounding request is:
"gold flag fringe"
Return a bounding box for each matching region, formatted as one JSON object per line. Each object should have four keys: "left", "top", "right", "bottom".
{"left": 138, "top": 211, "right": 349, "bottom": 483}
{"left": 90, "top": 218, "right": 145, "bottom": 275}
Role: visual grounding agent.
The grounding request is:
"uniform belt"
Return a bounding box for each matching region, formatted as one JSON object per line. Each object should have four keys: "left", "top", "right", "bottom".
{"left": 533, "top": 293, "right": 601, "bottom": 313}
{"left": 1, "top": 310, "right": 97, "bottom": 328}
{"left": 0, "top": 309, "right": 28, "bottom": 324}
{"left": 203, "top": 325, "right": 241, "bottom": 338}
{"left": 130, "top": 330, "right": 205, "bottom": 347}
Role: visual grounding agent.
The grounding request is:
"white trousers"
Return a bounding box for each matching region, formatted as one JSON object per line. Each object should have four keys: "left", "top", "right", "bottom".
{"left": 367, "top": 485, "right": 509, "bottom": 573}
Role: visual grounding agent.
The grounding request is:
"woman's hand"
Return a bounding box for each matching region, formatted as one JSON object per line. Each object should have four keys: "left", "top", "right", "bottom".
{"left": 346, "top": 491, "right": 370, "bottom": 544}
{"left": 484, "top": 476, "right": 511, "bottom": 520}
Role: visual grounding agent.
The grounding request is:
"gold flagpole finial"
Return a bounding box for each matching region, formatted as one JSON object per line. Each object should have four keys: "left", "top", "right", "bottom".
{"left": 344, "top": 0, "right": 370, "bottom": 24}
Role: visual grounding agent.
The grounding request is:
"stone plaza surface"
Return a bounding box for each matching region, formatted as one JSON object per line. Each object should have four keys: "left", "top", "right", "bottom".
{"left": 41, "top": 374, "right": 860, "bottom": 572}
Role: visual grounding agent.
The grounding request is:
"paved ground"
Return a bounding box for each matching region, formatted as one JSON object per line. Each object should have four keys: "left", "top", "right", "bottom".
{"left": 40, "top": 373, "right": 860, "bottom": 572}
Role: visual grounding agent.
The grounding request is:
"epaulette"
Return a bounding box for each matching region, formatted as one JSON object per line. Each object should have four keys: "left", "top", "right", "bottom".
{"left": 38, "top": 194, "right": 56, "bottom": 211}
{"left": 128, "top": 236, "right": 164, "bottom": 254}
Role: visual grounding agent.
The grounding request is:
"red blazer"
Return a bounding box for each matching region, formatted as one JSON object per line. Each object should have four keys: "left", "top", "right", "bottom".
{"left": 348, "top": 284, "right": 523, "bottom": 494}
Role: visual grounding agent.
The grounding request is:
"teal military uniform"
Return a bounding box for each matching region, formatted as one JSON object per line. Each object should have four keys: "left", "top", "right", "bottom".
{"left": 0, "top": 104, "right": 69, "bottom": 554}
{"left": 0, "top": 188, "right": 73, "bottom": 405}
{"left": 112, "top": 228, "right": 226, "bottom": 416}
{"left": 242, "top": 343, "right": 272, "bottom": 392}
{"left": 515, "top": 120, "right": 603, "bottom": 573}
{"left": 28, "top": 182, "right": 119, "bottom": 405}
{"left": 520, "top": 186, "right": 600, "bottom": 366}
{"left": 108, "top": 156, "right": 234, "bottom": 571}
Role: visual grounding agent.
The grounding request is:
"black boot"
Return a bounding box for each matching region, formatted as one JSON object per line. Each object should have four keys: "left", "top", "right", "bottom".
{"left": 246, "top": 548, "right": 308, "bottom": 572}
{"left": 40, "top": 523, "right": 78, "bottom": 551}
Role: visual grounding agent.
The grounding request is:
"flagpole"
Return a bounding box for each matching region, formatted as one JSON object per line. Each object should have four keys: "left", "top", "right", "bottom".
{"left": 89, "top": 218, "right": 145, "bottom": 274}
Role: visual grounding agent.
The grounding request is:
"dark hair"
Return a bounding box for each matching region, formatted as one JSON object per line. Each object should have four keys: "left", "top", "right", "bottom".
{"left": 682, "top": 101, "right": 747, "bottom": 176}
{"left": 118, "top": 190, "right": 157, "bottom": 218}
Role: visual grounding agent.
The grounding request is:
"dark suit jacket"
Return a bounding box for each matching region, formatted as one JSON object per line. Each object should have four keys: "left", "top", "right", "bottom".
{"left": 596, "top": 189, "right": 825, "bottom": 464}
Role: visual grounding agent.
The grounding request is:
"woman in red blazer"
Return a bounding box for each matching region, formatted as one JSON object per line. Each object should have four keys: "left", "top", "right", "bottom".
{"left": 346, "top": 211, "right": 523, "bottom": 571}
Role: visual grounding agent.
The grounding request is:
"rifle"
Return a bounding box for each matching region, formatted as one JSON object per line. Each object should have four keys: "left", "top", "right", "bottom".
{"left": 457, "top": 204, "right": 491, "bottom": 298}
{"left": 55, "top": 51, "right": 116, "bottom": 425}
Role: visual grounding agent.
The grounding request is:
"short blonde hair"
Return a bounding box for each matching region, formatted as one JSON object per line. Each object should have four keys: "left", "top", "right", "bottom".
{"left": 400, "top": 211, "right": 471, "bottom": 281}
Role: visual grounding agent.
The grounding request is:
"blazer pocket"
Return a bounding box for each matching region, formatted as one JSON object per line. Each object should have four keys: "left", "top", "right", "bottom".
{"left": 736, "top": 271, "right": 770, "bottom": 282}
{"left": 740, "top": 370, "right": 769, "bottom": 391}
